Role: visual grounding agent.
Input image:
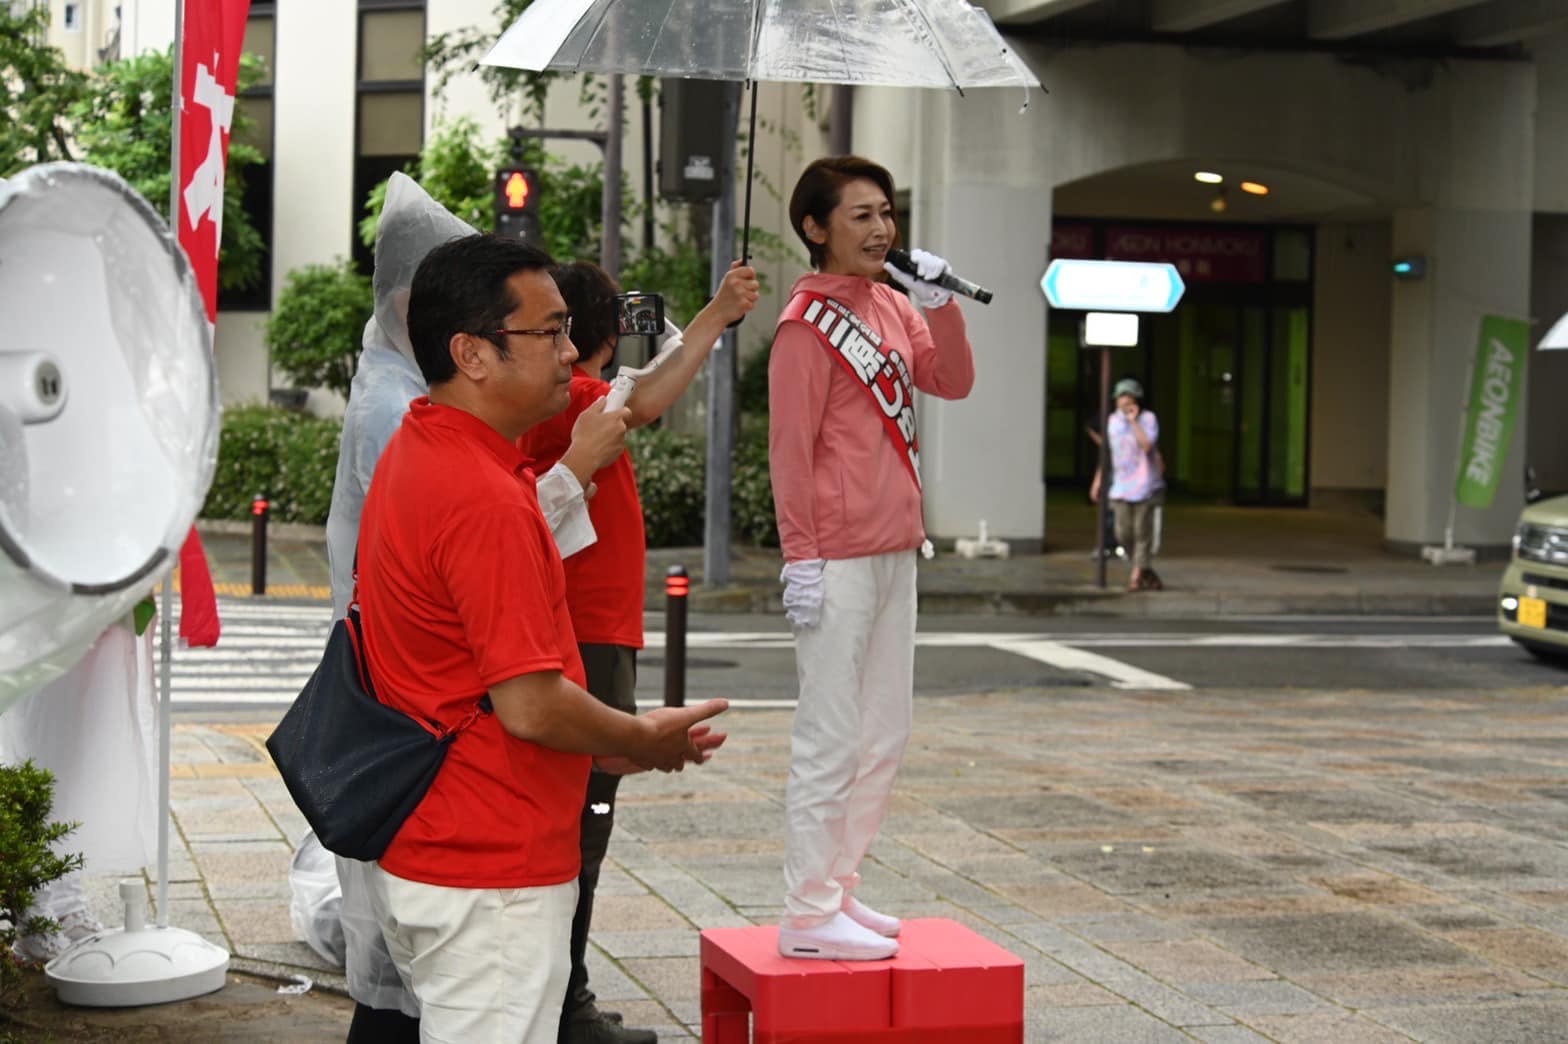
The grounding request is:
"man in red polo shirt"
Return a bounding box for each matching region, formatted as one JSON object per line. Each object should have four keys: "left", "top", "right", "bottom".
{"left": 518, "top": 260, "right": 759, "bottom": 1044}
{"left": 355, "top": 233, "right": 728, "bottom": 1044}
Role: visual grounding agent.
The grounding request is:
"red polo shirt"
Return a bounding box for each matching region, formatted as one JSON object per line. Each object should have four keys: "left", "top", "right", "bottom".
{"left": 516, "top": 368, "right": 646, "bottom": 648}
{"left": 357, "top": 397, "right": 590, "bottom": 889}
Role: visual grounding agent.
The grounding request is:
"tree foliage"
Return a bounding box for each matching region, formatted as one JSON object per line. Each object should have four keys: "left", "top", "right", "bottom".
{"left": 0, "top": 761, "right": 81, "bottom": 989}
{"left": 265, "top": 260, "right": 373, "bottom": 400}
{"left": 358, "top": 117, "right": 501, "bottom": 248}
{"left": 424, "top": 0, "right": 557, "bottom": 123}
{"left": 0, "top": 6, "right": 88, "bottom": 176}
{"left": 69, "top": 48, "right": 266, "bottom": 292}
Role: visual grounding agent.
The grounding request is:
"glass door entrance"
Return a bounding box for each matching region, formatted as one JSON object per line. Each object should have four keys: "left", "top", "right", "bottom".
{"left": 1150, "top": 299, "right": 1309, "bottom": 505}
{"left": 1055, "top": 297, "right": 1310, "bottom": 505}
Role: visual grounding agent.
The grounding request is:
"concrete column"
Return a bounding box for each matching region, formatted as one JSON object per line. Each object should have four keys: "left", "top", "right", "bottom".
{"left": 918, "top": 180, "right": 1049, "bottom": 547}
{"left": 852, "top": 87, "right": 1051, "bottom": 546}
{"left": 270, "top": 0, "right": 357, "bottom": 299}
{"left": 1386, "top": 205, "right": 1531, "bottom": 549}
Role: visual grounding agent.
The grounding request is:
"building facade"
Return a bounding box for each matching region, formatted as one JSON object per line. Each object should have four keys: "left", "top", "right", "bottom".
{"left": 34, "top": 0, "right": 1568, "bottom": 551}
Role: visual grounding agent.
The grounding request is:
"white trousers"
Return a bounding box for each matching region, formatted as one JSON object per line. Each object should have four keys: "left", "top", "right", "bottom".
{"left": 783, "top": 551, "right": 916, "bottom": 927}
{"left": 369, "top": 866, "right": 577, "bottom": 1044}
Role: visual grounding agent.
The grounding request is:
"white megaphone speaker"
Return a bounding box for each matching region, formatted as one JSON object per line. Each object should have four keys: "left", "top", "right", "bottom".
{"left": 0, "top": 163, "right": 219, "bottom": 714}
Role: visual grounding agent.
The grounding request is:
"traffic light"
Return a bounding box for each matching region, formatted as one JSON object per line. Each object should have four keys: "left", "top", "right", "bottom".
{"left": 495, "top": 167, "right": 541, "bottom": 242}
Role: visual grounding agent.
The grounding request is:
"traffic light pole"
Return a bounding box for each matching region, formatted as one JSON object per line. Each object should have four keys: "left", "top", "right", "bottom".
{"left": 501, "top": 120, "right": 624, "bottom": 280}
{"left": 502, "top": 126, "right": 611, "bottom": 255}
{"left": 702, "top": 81, "right": 742, "bottom": 588}
{"left": 602, "top": 74, "right": 624, "bottom": 279}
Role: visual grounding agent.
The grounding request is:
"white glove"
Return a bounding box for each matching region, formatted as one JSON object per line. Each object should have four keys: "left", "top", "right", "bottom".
{"left": 780, "top": 559, "right": 826, "bottom": 629}
{"left": 883, "top": 248, "right": 954, "bottom": 310}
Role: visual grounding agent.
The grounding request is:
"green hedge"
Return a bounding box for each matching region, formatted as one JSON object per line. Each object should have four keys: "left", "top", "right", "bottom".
{"left": 626, "top": 425, "right": 778, "bottom": 549}
{"left": 626, "top": 426, "right": 707, "bottom": 547}
{"left": 203, "top": 406, "right": 780, "bottom": 546}
{"left": 203, "top": 405, "right": 341, "bottom": 525}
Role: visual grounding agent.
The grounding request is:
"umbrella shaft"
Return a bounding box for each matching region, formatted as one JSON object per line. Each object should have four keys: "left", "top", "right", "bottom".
{"left": 741, "top": 83, "right": 757, "bottom": 265}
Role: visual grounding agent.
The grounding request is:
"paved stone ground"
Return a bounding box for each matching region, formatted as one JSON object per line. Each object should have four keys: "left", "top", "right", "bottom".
{"left": 78, "top": 679, "right": 1568, "bottom": 1042}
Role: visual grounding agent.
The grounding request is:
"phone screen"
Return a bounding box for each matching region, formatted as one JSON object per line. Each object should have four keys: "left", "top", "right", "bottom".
{"left": 616, "top": 292, "right": 665, "bottom": 336}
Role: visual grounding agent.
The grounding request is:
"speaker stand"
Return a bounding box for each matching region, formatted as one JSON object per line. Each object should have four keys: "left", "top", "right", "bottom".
{"left": 45, "top": 577, "right": 229, "bottom": 1006}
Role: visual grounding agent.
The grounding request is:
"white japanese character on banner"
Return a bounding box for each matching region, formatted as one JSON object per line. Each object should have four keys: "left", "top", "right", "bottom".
{"left": 182, "top": 60, "right": 234, "bottom": 256}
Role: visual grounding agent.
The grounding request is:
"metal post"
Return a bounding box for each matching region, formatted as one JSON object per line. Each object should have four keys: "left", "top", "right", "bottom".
{"left": 663, "top": 565, "right": 689, "bottom": 708}
{"left": 703, "top": 81, "right": 741, "bottom": 586}
{"left": 829, "top": 85, "right": 854, "bottom": 155}
{"left": 601, "top": 74, "right": 624, "bottom": 279}
{"left": 251, "top": 495, "right": 269, "bottom": 596}
{"left": 641, "top": 90, "right": 655, "bottom": 252}
{"left": 160, "top": 0, "right": 183, "bottom": 933}
{"left": 1096, "top": 349, "right": 1111, "bottom": 590}
{"left": 157, "top": 575, "right": 172, "bottom": 928}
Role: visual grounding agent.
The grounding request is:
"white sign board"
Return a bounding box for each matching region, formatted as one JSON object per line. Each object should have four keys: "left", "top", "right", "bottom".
{"left": 1041, "top": 259, "right": 1186, "bottom": 313}
{"left": 1083, "top": 311, "right": 1139, "bottom": 347}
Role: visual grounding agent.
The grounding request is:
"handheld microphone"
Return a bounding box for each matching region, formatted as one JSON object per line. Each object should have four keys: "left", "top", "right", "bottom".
{"left": 885, "top": 247, "right": 994, "bottom": 305}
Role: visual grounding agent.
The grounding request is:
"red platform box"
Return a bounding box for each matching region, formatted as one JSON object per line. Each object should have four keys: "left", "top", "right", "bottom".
{"left": 700, "top": 918, "right": 1023, "bottom": 1043}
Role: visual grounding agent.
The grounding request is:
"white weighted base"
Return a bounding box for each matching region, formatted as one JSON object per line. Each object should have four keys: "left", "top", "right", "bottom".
{"left": 46, "top": 926, "right": 229, "bottom": 1007}
{"left": 45, "top": 880, "right": 229, "bottom": 1008}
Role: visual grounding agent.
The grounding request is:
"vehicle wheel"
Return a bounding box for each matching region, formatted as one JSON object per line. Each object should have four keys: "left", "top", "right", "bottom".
{"left": 1513, "top": 638, "right": 1568, "bottom": 664}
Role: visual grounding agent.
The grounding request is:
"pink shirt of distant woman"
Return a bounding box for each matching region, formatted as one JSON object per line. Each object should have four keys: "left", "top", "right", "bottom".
{"left": 768, "top": 270, "right": 975, "bottom": 564}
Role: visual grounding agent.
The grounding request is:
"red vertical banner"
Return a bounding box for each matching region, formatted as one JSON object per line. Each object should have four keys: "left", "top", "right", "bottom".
{"left": 174, "top": 0, "right": 250, "bottom": 646}
{"left": 176, "top": 0, "right": 253, "bottom": 322}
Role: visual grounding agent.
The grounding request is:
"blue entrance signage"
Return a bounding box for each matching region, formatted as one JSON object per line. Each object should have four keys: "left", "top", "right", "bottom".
{"left": 1040, "top": 259, "right": 1187, "bottom": 313}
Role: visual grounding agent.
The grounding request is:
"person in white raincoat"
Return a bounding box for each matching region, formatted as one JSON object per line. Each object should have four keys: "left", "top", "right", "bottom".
{"left": 318, "top": 173, "right": 626, "bottom": 1041}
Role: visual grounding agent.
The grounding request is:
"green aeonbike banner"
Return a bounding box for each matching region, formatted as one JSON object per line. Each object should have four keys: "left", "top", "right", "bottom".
{"left": 1455, "top": 315, "right": 1529, "bottom": 509}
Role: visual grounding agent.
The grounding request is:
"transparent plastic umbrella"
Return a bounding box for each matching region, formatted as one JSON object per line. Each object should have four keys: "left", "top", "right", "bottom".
{"left": 481, "top": 0, "right": 1040, "bottom": 255}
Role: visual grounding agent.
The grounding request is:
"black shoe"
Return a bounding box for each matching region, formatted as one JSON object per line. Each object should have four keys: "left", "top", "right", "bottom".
{"left": 563, "top": 1010, "right": 657, "bottom": 1044}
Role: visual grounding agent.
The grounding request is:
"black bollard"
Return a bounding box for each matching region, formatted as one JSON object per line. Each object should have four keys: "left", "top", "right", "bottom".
{"left": 663, "top": 565, "right": 689, "bottom": 707}
{"left": 251, "top": 495, "right": 269, "bottom": 596}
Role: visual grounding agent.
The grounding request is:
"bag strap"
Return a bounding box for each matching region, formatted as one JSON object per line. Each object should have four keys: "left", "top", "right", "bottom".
{"left": 436, "top": 696, "right": 493, "bottom": 741}
{"left": 347, "top": 578, "right": 492, "bottom": 740}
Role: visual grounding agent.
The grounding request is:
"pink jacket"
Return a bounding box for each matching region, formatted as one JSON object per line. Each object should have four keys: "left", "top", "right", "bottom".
{"left": 768, "top": 271, "right": 975, "bottom": 563}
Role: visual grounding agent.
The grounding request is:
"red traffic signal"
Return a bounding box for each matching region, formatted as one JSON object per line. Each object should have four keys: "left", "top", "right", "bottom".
{"left": 495, "top": 167, "right": 542, "bottom": 242}
{"left": 496, "top": 168, "right": 539, "bottom": 212}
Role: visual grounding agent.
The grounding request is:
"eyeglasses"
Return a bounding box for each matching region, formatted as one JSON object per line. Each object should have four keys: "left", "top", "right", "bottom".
{"left": 492, "top": 315, "right": 573, "bottom": 350}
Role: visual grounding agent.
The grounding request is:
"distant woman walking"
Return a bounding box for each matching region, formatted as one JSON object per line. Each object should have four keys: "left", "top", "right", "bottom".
{"left": 1091, "top": 377, "right": 1165, "bottom": 591}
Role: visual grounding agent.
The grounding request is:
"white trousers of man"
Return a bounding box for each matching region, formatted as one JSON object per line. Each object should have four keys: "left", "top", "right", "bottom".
{"left": 368, "top": 866, "right": 577, "bottom": 1044}
{"left": 783, "top": 551, "right": 916, "bottom": 927}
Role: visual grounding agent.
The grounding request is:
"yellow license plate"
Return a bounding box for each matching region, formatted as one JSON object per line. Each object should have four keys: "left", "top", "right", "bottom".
{"left": 1519, "top": 596, "right": 1548, "bottom": 629}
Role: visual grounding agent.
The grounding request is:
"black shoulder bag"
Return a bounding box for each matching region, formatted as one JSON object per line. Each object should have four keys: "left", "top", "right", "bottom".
{"left": 265, "top": 605, "right": 490, "bottom": 861}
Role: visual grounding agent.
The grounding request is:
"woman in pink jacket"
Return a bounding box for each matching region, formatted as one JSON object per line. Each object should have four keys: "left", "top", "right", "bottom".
{"left": 769, "top": 156, "right": 976, "bottom": 961}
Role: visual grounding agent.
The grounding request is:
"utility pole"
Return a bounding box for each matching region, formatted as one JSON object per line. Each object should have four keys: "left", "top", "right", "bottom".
{"left": 601, "top": 73, "right": 624, "bottom": 279}
{"left": 702, "top": 81, "right": 741, "bottom": 587}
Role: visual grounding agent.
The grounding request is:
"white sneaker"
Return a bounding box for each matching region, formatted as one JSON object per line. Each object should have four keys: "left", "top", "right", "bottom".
{"left": 778, "top": 911, "right": 899, "bottom": 961}
{"left": 13, "top": 908, "right": 104, "bottom": 963}
{"left": 843, "top": 896, "right": 901, "bottom": 938}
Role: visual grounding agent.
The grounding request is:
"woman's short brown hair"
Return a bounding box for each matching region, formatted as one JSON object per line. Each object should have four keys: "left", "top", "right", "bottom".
{"left": 550, "top": 260, "right": 620, "bottom": 362}
{"left": 788, "top": 156, "right": 897, "bottom": 270}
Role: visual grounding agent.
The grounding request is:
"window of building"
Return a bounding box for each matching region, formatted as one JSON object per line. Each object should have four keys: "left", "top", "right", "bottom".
{"left": 352, "top": 0, "right": 425, "bottom": 272}
{"left": 221, "top": 2, "right": 275, "bottom": 311}
{"left": 62, "top": 2, "right": 81, "bottom": 31}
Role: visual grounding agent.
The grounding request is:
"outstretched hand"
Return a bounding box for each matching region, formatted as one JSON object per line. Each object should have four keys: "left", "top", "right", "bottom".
{"left": 595, "top": 722, "right": 727, "bottom": 776}
{"left": 622, "top": 698, "right": 730, "bottom": 773}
